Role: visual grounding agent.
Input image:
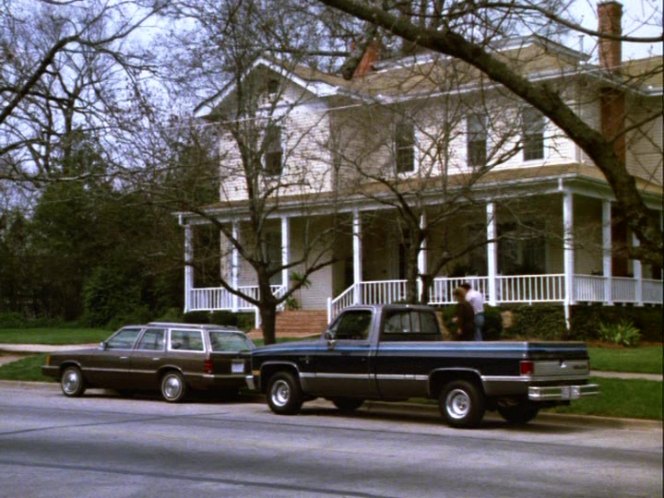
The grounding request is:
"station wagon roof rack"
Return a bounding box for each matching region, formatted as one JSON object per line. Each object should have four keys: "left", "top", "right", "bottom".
{"left": 147, "top": 321, "right": 241, "bottom": 331}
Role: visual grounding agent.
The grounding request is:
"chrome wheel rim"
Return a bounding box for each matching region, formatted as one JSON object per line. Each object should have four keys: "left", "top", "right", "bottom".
{"left": 62, "top": 369, "right": 80, "bottom": 395}
{"left": 270, "top": 379, "right": 290, "bottom": 408}
{"left": 163, "top": 375, "right": 182, "bottom": 400}
{"left": 445, "top": 388, "right": 471, "bottom": 420}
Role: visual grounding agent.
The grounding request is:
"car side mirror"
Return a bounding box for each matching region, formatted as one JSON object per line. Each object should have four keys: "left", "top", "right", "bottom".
{"left": 324, "top": 331, "right": 336, "bottom": 350}
{"left": 98, "top": 341, "right": 107, "bottom": 351}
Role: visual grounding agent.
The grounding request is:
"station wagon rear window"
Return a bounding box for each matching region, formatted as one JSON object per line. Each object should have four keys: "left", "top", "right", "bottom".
{"left": 169, "top": 330, "right": 204, "bottom": 351}
{"left": 107, "top": 328, "right": 142, "bottom": 350}
{"left": 209, "top": 332, "right": 253, "bottom": 352}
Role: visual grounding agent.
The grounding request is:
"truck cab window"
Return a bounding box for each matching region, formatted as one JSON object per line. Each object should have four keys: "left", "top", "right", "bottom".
{"left": 382, "top": 311, "right": 441, "bottom": 341}
{"left": 331, "top": 310, "right": 372, "bottom": 341}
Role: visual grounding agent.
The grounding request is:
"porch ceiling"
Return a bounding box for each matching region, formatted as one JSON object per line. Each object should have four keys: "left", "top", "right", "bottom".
{"left": 177, "top": 164, "right": 662, "bottom": 225}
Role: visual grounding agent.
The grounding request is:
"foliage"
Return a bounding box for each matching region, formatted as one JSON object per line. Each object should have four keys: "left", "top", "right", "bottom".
{"left": 571, "top": 305, "right": 662, "bottom": 342}
{"left": 0, "top": 328, "right": 111, "bottom": 345}
{"left": 598, "top": 321, "right": 641, "bottom": 347}
{"left": 0, "top": 312, "right": 25, "bottom": 329}
{"left": 285, "top": 296, "right": 301, "bottom": 310}
{"left": 154, "top": 308, "right": 184, "bottom": 324}
{"left": 83, "top": 267, "right": 143, "bottom": 327}
{"left": 0, "top": 355, "right": 53, "bottom": 382}
{"left": 502, "top": 305, "right": 567, "bottom": 340}
{"left": 546, "top": 377, "right": 662, "bottom": 420}
{"left": 183, "top": 311, "right": 210, "bottom": 324}
{"left": 438, "top": 305, "right": 502, "bottom": 340}
{"left": 589, "top": 346, "right": 662, "bottom": 374}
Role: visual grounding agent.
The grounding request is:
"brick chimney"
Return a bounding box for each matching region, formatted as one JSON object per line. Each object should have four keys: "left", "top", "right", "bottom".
{"left": 353, "top": 40, "right": 380, "bottom": 79}
{"left": 598, "top": 1, "right": 623, "bottom": 70}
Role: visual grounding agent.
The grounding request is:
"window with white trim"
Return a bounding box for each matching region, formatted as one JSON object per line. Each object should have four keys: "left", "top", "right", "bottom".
{"left": 263, "top": 125, "right": 283, "bottom": 176}
{"left": 395, "top": 122, "right": 415, "bottom": 173}
{"left": 522, "top": 107, "right": 545, "bottom": 161}
{"left": 467, "top": 113, "right": 487, "bottom": 168}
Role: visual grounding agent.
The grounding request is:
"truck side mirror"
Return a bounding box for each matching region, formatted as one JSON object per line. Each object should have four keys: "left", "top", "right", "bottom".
{"left": 324, "top": 331, "right": 336, "bottom": 350}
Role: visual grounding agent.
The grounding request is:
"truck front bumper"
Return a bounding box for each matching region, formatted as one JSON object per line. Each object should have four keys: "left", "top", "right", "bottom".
{"left": 528, "top": 383, "right": 600, "bottom": 401}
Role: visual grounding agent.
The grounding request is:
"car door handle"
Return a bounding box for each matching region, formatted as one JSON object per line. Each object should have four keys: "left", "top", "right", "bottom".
{"left": 152, "top": 357, "right": 161, "bottom": 361}
{"left": 119, "top": 356, "right": 129, "bottom": 360}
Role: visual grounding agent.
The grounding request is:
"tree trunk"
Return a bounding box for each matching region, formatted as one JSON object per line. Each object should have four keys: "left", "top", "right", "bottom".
{"left": 420, "top": 273, "right": 433, "bottom": 304}
{"left": 259, "top": 302, "right": 277, "bottom": 345}
{"left": 405, "top": 241, "right": 419, "bottom": 304}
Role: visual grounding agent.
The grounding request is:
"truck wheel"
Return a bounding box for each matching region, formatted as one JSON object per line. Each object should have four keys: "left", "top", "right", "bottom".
{"left": 331, "top": 398, "right": 364, "bottom": 413}
{"left": 61, "top": 366, "right": 86, "bottom": 397}
{"left": 267, "top": 372, "right": 303, "bottom": 415}
{"left": 497, "top": 401, "right": 540, "bottom": 425}
{"left": 439, "top": 380, "right": 485, "bottom": 428}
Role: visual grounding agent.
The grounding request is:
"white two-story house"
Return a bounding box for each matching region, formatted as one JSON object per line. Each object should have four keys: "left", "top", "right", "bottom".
{"left": 179, "top": 2, "right": 662, "bottom": 330}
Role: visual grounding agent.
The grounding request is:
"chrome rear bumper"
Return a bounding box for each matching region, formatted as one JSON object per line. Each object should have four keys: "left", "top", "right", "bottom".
{"left": 528, "top": 383, "right": 600, "bottom": 401}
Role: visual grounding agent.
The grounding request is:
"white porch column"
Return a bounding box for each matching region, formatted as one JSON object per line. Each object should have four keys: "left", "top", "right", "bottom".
{"left": 563, "top": 190, "right": 575, "bottom": 327}
{"left": 602, "top": 200, "right": 613, "bottom": 305}
{"left": 184, "top": 224, "right": 194, "bottom": 312}
{"left": 486, "top": 202, "right": 498, "bottom": 306}
{"left": 417, "top": 212, "right": 427, "bottom": 302}
{"left": 281, "top": 216, "right": 290, "bottom": 290}
{"left": 231, "top": 222, "right": 239, "bottom": 312}
{"left": 352, "top": 209, "right": 363, "bottom": 304}
{"left": 632, "top": 233, "right": 643, "bottom": 306}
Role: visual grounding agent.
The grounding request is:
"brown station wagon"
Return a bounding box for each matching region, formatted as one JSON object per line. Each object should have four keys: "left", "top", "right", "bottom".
{"left": 41, "top": 322, "right": 255, "bottom": 402}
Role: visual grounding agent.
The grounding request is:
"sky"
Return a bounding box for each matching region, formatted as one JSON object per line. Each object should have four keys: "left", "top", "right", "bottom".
{"left": 573, "top": 0, "right": 663, "bottom": 59}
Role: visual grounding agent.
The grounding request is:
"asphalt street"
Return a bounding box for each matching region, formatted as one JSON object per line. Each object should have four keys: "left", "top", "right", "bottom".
{"left": 0, "top": 383, "right": 661, "bottom": 498}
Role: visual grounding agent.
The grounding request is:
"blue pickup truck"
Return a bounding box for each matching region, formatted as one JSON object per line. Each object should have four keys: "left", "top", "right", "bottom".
{"left": 246, "top": 304, "right": 599, "bottom": 428}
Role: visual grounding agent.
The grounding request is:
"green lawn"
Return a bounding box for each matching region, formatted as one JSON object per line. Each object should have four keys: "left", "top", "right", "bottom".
{"left": 546, "top": 377, "right": 662, "bottom": 420}
{"left": 0, "top": 328, "right": 111, "bottom": 345}
{"left": 589, "top": 345, "right": 663, "bottom": 374}
{"left": 0, "top": 354, "right": 53, "bottom": 382}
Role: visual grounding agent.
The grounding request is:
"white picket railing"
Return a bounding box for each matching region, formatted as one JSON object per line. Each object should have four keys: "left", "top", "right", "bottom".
{"left": 188, "top": 285, "right": 285, "bottom": 312}
{"left": 327, "top": 273, "right": 662, "bottom": 322}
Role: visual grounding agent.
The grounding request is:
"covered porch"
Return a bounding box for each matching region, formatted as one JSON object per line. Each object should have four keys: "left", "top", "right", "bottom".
{"left": 180, "top": 178, "right": 662, "bottom": 327}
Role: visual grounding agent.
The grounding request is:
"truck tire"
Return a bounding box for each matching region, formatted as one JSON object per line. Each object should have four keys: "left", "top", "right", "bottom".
{"left": 331, "top": 397, "right": 364, "bottom": 412}
{"left": 266, "top": 372, "right": 303, "bottom": 415}
{"left": 497, "top": 401, "right": 540, "bottom": 425}
{"left": 439, "top": 380, "right": 485, "bottom": 428}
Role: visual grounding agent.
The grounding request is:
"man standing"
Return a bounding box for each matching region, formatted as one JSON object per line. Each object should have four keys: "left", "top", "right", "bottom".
{"left": 461, "top": 282, "right": 484, "bottom": 341}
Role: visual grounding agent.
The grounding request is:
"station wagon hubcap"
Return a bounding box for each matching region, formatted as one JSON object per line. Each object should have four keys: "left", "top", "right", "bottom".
{"left": 163, "top": 376, "right": 182, "bottom": 400}
{"left": 271, "top": 379, "right": 290, "bottom": 407}
{"left": 62, "top": 370, "right": 80, "bottom": 394}
{"left": 445, "top": 388, "right": 471, "bottom": 419}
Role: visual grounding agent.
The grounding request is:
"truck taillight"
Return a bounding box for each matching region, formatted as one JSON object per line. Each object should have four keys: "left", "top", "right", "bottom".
{"left": 520, "top": 360, "right": 534, "bottom": 376}
{"left": 203, "top": 358, "right": 214, "bottom": 375}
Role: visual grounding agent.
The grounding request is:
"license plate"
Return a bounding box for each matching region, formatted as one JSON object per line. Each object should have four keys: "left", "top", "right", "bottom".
{"left": 231, "top": 361, "right": 245, "bottom": 374}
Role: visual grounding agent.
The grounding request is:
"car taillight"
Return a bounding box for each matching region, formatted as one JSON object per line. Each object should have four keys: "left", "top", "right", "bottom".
{"left": 520, "top": 360, "right": 534, "bottom": 376}
{"left": 203, "top": 358, "right": 214, "bottom": 375}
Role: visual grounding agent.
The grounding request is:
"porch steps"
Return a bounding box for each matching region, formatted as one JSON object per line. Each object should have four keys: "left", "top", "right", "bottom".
{"left": 248, "top": 310, "right": 328, "bottom": 340}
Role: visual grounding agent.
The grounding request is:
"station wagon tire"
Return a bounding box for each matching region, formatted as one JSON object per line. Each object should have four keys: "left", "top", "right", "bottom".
{"left": 266, "top": 372, "right": 303, "bottom": 415}
{"left": 497, "top": 401, "right": 540, "bottom": 425}
{"left": 439, "top": 380, "right": 485, "bottom": 428}
{"left": 160, "top": 371, "right": 188, "bottom": 403}
{"left": 61, "top": 366, "right": 86, "bottom": 397}
{"left": 331, "top": 398, "right": 364, "bottom": 412}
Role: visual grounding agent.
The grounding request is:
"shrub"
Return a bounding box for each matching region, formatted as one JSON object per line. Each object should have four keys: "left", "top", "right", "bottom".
{"left": 598, "top": 321, "right": 641, "bottom": 347}
{"left": 210, "top": 311, "right": 238, "bottom": 327}
{"left": 571, "top": 305, "right": 662, "bottom": 342}
{"left": 83, "top": 267, "right": 143, "bottom": 327}
{"left": 436, "top": 305, "right": 502, "bottom": 340}
{"left": 183, "top": 311, "right": 210, "bottom": 324}
{"left": 503, "top": 305, "right": 567, "bottom": 340}
{"left": 153, "top": 307, "right": 183, "bottom": 323}
{"left": 0, "top": 312, "right": 26, "bottom": 328}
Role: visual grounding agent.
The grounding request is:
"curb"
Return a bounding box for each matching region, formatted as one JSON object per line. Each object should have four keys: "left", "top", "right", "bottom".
{"left": 0, "top": 382, "right": 660, "bottom": 431}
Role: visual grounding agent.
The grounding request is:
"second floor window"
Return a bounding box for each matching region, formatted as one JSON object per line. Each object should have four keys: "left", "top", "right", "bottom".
{"left": 467, "top": 113, "right": 487, "bottom": 168}
{"left": 522, "top": 107, "right": 545, "bottom": 161}
{"left": 395, "top": 122, "right": 415, "bottom": 173}
{"left": 263, "top": 125, "right": 282, "bottom": 176}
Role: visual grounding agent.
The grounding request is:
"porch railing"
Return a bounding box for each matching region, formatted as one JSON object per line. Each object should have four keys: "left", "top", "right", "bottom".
{"left": 327, "top": 273, "right": 662, "bottom": 321}
{"left": 188, "top": 285, "right": 286, "bottom": 313}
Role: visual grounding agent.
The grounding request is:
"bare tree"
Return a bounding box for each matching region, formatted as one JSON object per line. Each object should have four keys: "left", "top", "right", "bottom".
{"left": 318, "top": 0, "right": 663, "bottom": 267}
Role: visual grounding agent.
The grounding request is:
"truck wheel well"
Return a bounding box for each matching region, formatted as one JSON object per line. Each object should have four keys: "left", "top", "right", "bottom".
{"left": 429, "top": 370, "right": 484, "bottom": 399}
{"left": 260, "top": 364, "right": 299, "bottom": 394}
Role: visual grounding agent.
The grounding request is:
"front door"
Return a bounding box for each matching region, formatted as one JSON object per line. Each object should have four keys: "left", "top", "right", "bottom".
{"left": 85, "top": 327, "right": 142, "bottom": 387}
{"left": 311, "top": 309, "right": 378, "bottom": 397}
